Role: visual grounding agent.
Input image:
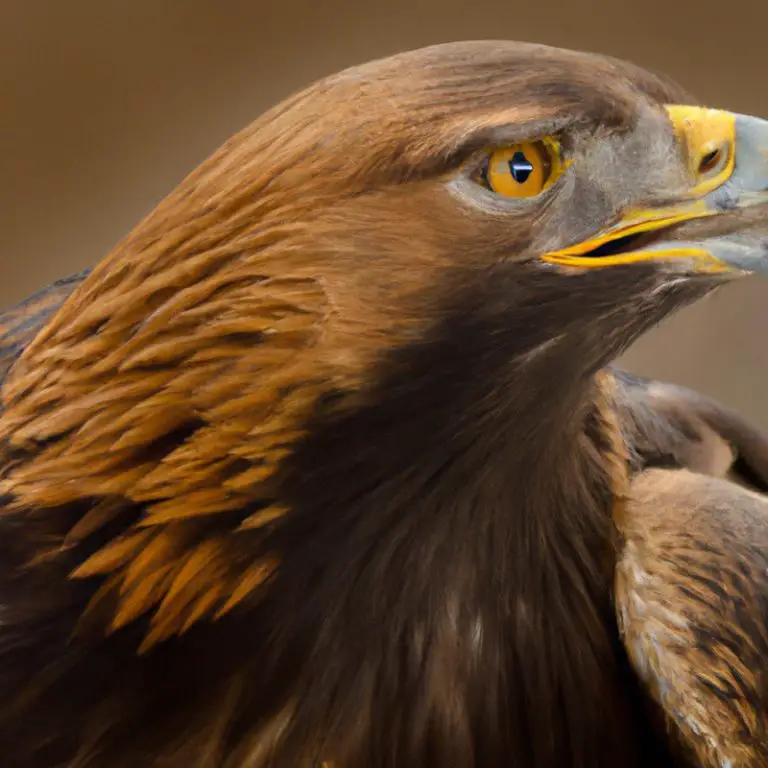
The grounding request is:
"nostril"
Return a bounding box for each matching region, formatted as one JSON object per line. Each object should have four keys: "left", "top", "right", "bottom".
{"left": 699, "top": 146, "right": 725, "bottom": 175}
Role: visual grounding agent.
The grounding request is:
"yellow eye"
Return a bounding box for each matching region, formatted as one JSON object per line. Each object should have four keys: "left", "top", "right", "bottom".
{"left": 479, "top": 138, "right": 565, "bottom": 199}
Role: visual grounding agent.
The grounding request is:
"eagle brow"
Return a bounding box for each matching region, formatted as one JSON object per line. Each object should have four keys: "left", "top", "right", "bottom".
{"left": 438, "top": 115, "right": 577, "bottom": 173}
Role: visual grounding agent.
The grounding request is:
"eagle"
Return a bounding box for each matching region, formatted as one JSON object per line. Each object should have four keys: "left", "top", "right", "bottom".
{"left": 1, "top": 39, "right": 768, "bottom": 768}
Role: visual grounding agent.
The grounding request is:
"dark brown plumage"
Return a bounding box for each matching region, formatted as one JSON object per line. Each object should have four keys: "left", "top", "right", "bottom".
{"left": 0, "top": 40, "right": 768, "bottom": 767}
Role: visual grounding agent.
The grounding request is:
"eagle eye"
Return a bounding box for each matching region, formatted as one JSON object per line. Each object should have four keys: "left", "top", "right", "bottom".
{"left": 477, "top": 138, "right": 565, "bottom": 199}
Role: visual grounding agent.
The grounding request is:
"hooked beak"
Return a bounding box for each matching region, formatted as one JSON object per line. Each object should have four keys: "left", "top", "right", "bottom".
{"left": 541, "top": 106, "right": 768, "bottom": 274}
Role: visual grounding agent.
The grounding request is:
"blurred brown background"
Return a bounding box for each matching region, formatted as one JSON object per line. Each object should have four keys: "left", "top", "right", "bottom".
{"left": 2, "top": 0, "right": 767, "bottom": 423}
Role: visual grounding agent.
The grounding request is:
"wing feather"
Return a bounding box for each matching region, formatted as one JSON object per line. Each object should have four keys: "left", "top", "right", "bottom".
{"left": 616, "top": 468, "right": 768, "bottom": 767}
{"left": 0, "top": 270, "right": 89, "bottom": 386}
{"left": 612, "top": 369, "right": 768, "bottom": 490}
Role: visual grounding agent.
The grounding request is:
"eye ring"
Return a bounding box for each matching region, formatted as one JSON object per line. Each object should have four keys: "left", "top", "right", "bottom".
{"left": 473, "top": 137, "right": 566, "bottom": 200}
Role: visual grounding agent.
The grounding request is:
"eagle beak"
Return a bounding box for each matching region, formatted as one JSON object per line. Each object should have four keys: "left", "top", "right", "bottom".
{"left": 541, "top": 106, "right": 768, "bottom": 274}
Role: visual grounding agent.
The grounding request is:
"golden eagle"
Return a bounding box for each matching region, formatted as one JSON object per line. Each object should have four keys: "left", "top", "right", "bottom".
{"left": 1, "top": 40, "right": 768, "bottom": 768}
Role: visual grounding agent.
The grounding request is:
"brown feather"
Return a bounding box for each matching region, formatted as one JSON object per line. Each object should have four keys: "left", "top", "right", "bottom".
{"left": 0, "top": 39, "right": 750, "bottom": 767}
{"left": 616, "top": 469, "right": 768, "bottom": 767}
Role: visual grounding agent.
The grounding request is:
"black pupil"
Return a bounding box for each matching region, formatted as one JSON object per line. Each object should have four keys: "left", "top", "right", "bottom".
{"left": 509, "top": 151, "right": 534, "bottom": 183}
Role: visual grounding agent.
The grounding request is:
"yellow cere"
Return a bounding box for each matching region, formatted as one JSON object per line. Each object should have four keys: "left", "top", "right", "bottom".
{"left": 483, "top": 137, "right": 566, "bottom": 199}
{"left": 664, "top": 105, "right": 736, "bottom": 197}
